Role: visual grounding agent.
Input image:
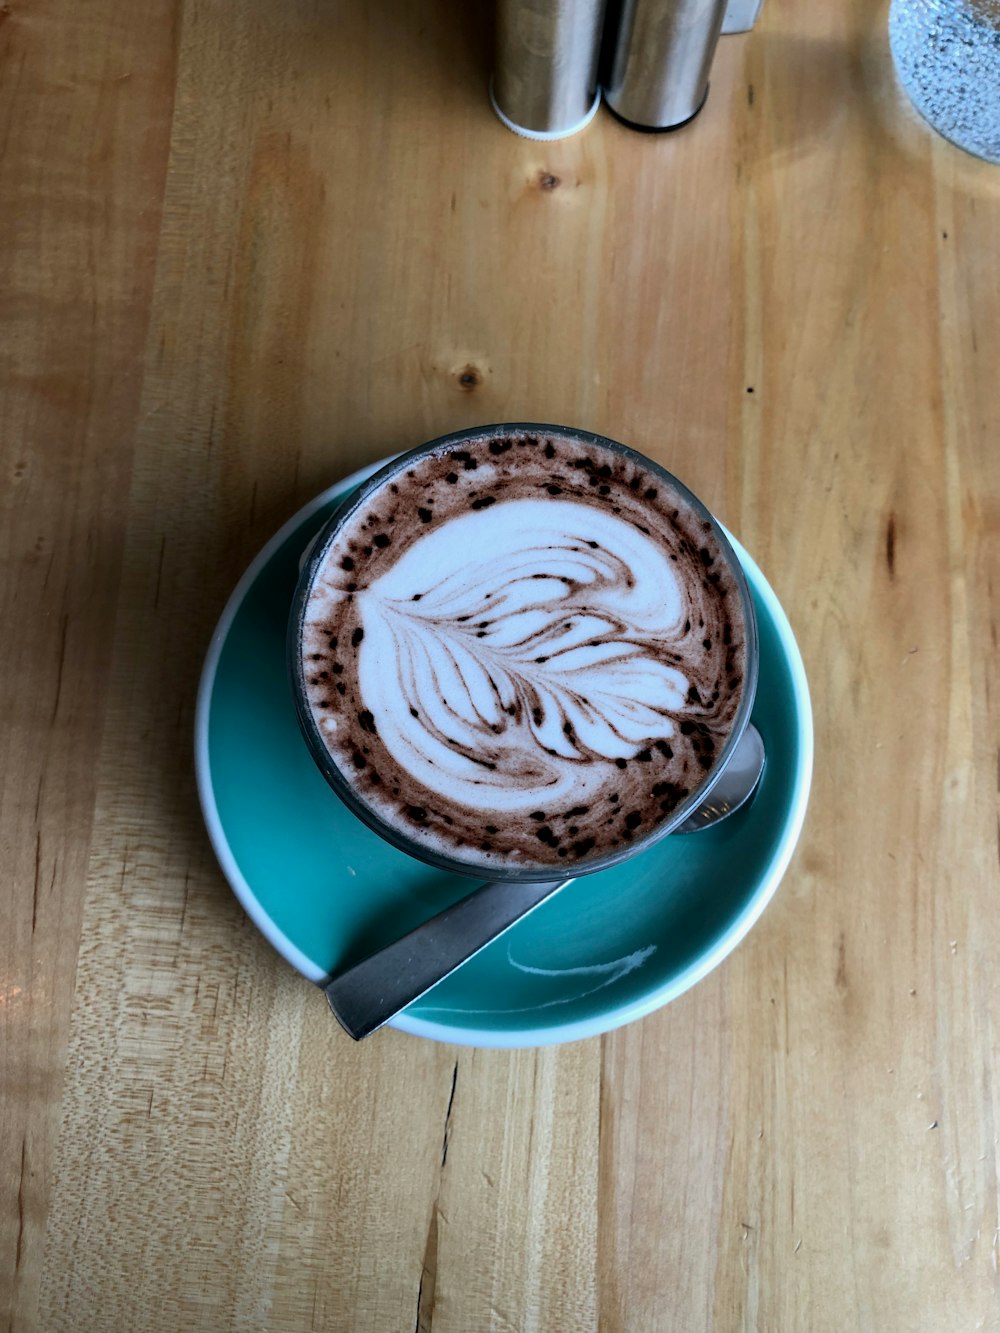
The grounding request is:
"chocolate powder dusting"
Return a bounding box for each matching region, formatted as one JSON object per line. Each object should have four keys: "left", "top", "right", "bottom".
{"left": 299, "top": 431, "right": 749, "bottom": 872}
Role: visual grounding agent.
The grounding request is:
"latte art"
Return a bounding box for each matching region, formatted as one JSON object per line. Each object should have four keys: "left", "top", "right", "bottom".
{"left": 355, "top": 500, "right": 691, "bottom": 812}
{"left": 297, "top": 429, "right": 751, "bottom": 873}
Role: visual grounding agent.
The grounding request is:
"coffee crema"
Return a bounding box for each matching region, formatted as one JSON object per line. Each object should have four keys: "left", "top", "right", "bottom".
{"left": 297, "top": 430, "right": 749, "bottom": 872}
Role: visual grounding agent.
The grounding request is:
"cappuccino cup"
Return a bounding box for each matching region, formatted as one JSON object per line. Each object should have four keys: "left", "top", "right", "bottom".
{"left": 290, "top": 424, "right": 758, "bottom": 883}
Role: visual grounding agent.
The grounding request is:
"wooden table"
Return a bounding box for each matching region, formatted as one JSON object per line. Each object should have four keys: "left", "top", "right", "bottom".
{"left": 3, "top": 1, "right": 998, "bottom": 1328}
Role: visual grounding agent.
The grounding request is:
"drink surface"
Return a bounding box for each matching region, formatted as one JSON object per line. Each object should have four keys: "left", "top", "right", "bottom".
{"left": 298, "top": 429, "right": 749, "bottom": 872}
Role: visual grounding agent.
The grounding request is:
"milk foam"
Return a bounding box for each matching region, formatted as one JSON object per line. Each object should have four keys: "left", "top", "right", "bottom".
{"left": 346, "top": 499, "right": 690, "bottom": 813}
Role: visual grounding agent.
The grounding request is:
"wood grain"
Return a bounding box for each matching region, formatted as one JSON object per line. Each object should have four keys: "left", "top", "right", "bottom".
{"left": 2, "top": 0, "right": 998, "bottom": 1329}
{"left": 0, "top": 1, "right": 180, "bottom": 1326}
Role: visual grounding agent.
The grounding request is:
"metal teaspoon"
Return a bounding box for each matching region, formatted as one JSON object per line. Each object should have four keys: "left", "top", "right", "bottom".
{"left": 324, "top": 723, "right": 766, "bottom": 1039}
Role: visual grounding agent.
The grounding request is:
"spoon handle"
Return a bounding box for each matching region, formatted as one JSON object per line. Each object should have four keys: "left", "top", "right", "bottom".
{"left": 322, "top": 878, "right": 573, "bottom": 1040}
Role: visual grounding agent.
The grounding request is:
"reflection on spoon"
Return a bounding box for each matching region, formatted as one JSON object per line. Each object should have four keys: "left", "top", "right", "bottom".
{"left": 672, "top": 722, "right": 766, "bottom": 833}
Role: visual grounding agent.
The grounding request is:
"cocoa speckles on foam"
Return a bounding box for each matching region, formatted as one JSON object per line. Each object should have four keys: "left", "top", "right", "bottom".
{"left": 299, "top": 431, "right": 748, "bottom": 873}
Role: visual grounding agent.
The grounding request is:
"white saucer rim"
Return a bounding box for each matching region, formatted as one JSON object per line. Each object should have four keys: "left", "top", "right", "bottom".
{"left": 195, "top": 470, "right": 814, "bottom": 1048}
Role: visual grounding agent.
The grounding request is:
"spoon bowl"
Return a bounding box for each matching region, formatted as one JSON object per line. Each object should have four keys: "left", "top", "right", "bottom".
{"left": 673, "top": 722, "right": 766, "bottom": 833}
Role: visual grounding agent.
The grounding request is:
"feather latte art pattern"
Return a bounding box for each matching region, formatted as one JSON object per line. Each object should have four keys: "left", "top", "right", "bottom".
{"left": 355, "top": 501, "right": 690, "bottom": 811}
{"left": 298, "top": 429, "right": 749, "bottom": 870}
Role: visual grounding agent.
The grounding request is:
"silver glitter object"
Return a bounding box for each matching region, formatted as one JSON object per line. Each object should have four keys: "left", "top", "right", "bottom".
{"left": 492, "top": 0, "right": 607, "bottom": 140}
{"left": 889, "top": 0, "right": 1000, "bottom": 164}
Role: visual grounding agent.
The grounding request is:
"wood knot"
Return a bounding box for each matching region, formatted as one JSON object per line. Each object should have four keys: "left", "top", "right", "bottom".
{"left": 538, "top": 171, "right": 560, "bottom": 191}
{"left": 456, "top": 365, "right": 482, "bottom": 391}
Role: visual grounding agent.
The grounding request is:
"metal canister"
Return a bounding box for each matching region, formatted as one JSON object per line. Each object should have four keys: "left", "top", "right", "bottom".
{"left": 602, "top": 0, "right": 729, "bottom": 131}
{"left": 492, "top": 0, "right": 607, "bottom": 140}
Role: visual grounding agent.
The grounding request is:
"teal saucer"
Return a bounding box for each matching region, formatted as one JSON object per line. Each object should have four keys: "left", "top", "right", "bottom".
{"left": 195, "top": 463, "right": 813, "bottom": 1048}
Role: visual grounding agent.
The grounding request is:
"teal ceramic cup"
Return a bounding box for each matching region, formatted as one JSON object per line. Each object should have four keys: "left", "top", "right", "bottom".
{"left": 287, "top": 424, "right": 760, "bottom": 886}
